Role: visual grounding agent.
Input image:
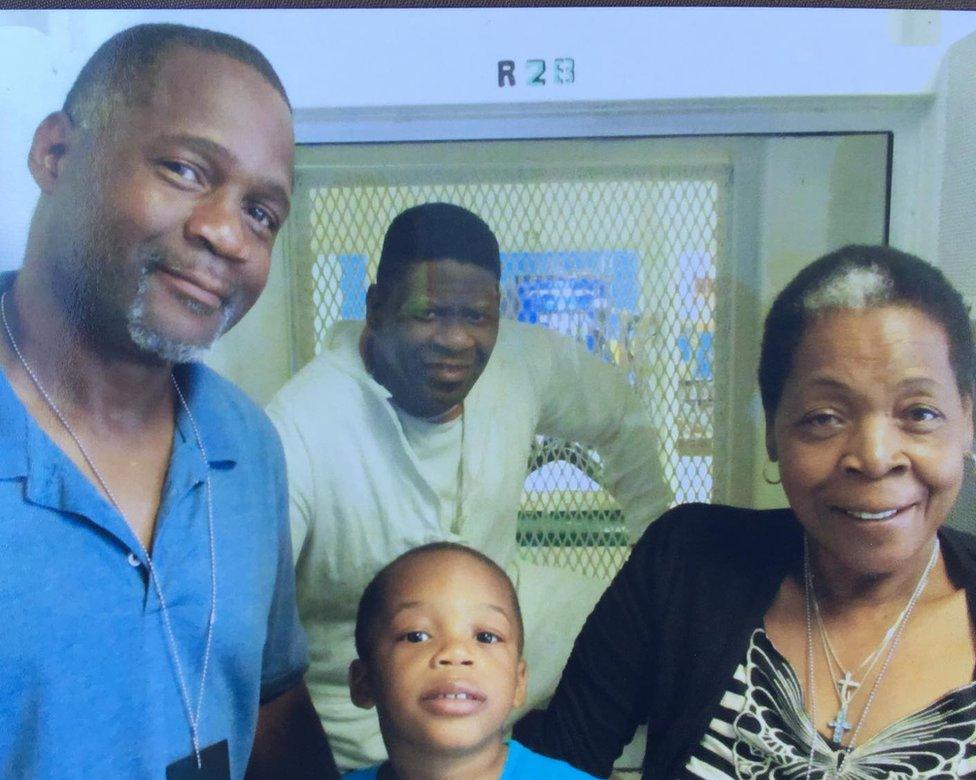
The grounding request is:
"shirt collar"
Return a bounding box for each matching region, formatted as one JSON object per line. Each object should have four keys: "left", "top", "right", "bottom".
{"left": 0, "top": 366, "right": 29, "bottom": 479}
{"left": 328, "top": 320, "right": 394, "bottom": 401}
{"left": 0, "top": 362, "right": 237, "bottom": 478}
{"left": 0, "top": 270, "right": 25, "bottom": 478}
{"left": 172, "top": 361, "right": 237, "bottom": 467}
{"left": 0, "top": 271, "right": 237, "bottom": 479}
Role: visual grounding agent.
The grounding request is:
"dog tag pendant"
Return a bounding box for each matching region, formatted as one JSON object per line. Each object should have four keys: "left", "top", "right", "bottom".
{"left": 166, "top": 740, "right": 230, "bottom": 780}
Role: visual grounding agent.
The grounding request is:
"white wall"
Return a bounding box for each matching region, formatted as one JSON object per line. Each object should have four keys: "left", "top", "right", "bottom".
{"left": 933, "top": 32, "right": 976, "bottom": 309}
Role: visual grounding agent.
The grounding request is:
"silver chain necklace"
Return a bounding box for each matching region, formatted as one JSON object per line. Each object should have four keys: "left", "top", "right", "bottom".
{"left": 813, "top": 597, "right": 891, "bottom": 744}
{"left": 451, "top": 411, "right": 465, "bottom": 535}
{"left": 815, "top": 601, "right": 891, "bottom": 714}
{"left": 802, "top": 534, "right": 938, "bottom": 776}
{"left": 1, "top": 290, "right": 217, "bottom": 767}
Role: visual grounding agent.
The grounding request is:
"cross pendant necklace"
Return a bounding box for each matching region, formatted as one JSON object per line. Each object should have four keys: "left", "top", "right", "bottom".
{"left": 829, "top": 703, "right": 853, "bottom": 743}
{"left": 837, "top": 671, "right": 860, "bottom": 701}
{"left": 828, "top": 672, "right": 859, "bottom": 742}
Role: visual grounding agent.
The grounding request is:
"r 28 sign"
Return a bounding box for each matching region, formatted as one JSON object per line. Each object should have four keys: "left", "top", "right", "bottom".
{"left": 497, "top": 58, "right": 575, "bottom": 87}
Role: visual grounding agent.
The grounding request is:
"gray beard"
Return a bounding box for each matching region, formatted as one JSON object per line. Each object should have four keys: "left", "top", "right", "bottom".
{"left": 125, "top": 267, "right": 237, "bottom": 363}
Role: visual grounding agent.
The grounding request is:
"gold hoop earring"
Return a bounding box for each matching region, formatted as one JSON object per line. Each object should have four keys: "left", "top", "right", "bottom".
{"left": 762, "top": 461, "right": 781, "bottom": 485}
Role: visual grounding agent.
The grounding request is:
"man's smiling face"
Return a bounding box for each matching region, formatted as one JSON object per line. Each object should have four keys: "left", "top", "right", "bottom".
{"left": 47, "top": 45, "right": 293, "bottom": 363}
{"left": 367, "top": 259, "right": 500, "bottom": 418}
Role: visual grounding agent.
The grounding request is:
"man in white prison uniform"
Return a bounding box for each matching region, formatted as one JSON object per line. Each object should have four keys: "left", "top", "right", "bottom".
{"left": 266, "top": 203, "right": 671, "bottom": 769}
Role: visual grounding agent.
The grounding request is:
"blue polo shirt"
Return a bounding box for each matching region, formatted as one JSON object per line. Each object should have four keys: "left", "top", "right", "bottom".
{"left": 0, "top": 285, "right": 308, "bottom": 777}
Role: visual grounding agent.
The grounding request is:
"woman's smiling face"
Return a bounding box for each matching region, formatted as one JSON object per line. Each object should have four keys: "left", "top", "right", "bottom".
{"left": 769, "top": 305, "right": 973, "bottom": 577}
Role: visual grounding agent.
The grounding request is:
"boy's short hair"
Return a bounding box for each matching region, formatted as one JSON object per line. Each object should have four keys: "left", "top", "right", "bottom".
{"left": 354, "top": 542, "right": 524, "bottom": 659}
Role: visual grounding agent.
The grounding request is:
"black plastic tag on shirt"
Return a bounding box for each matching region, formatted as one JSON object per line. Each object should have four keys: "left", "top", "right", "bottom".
{"left": 166, "top": 740, "right": 230, "bottom": 780}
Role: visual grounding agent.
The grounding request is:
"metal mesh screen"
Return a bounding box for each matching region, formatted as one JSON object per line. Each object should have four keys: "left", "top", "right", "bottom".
{"left": 290, "top": 154, "right": 728, "bottom": 579}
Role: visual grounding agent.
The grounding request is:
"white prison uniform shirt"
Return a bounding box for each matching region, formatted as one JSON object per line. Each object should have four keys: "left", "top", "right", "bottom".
{"left": 393, "top": 406, "right": 463, "bottom": 530}
{"left": 266, "top": 319, "right": 672, "bottom": 768}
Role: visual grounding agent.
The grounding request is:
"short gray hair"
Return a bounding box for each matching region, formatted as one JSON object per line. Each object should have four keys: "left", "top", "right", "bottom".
{"left": 63, "top": 23, "right": 290, "bottom": 132}
{"left": 801, "top": 264, "right": 893, "bottom": 312}
{"left": 759, "top": 245, "right": 975, "bottom": 419}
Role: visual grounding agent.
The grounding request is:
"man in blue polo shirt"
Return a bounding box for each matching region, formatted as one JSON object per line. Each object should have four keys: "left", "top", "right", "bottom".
{"left": 0, "top": 24, "right": 338, "bottom": 778}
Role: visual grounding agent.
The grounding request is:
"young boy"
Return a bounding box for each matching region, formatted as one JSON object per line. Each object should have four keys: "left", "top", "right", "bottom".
{"left": 345, "top": 542, "right": 597, "bottom": 779}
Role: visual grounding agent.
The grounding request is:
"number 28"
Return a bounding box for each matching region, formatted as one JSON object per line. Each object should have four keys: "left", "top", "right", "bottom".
{"left": 527, "top": 58, "right": 575, "bottom": 86}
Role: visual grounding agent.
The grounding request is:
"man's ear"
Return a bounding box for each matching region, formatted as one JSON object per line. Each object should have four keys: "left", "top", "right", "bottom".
{"left": 765, "top": 421, "right": 778, "bottom": 462}
{"left": 28, "top": 112, "right": 76, "bottom": 194}
{"left": 348, "top": 659, "right": 376, "bottom": 710}
{"left": 365, "top": 284, "right": 383, "bottom": 331}
{"left": 512, "top": 658, "right": 528, "bottom": 710}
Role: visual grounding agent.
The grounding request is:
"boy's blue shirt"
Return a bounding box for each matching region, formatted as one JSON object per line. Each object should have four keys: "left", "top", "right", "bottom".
{"left": 343, "top": 740, "right": 597, "bottom": 778}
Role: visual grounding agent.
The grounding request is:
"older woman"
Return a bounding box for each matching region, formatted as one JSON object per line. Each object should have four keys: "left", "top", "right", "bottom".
{"left": 514, "top": 245, "right": 976, "bottom": 778}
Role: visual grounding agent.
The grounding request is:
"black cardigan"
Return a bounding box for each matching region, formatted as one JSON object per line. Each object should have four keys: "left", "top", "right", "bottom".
{"left": 513, "top": 503, "right": 976, "bottom": 779}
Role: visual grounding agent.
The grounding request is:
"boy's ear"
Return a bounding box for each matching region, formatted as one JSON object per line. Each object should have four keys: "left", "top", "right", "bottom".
{"left": 512, "top": 658, "right": 528, "bottom": 710}
{"left": 28, "top": 111, "right": 76, "bottom": 195}
{"left": 349, "top": 659, "right": 376, "bottom": 710}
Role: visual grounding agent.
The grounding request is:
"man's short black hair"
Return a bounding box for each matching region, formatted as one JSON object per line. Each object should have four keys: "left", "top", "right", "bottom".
{"left": 375, "top": 203, "right": 501, "bottom": 294}
{"left": 758, "top": 244, "right": 976, "bottom": 420}
{"left": 63, "top": 23, "right": 290, "bottom": 132}
{"left": 354, "top": 542, "right": 524, "bottom": 661}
